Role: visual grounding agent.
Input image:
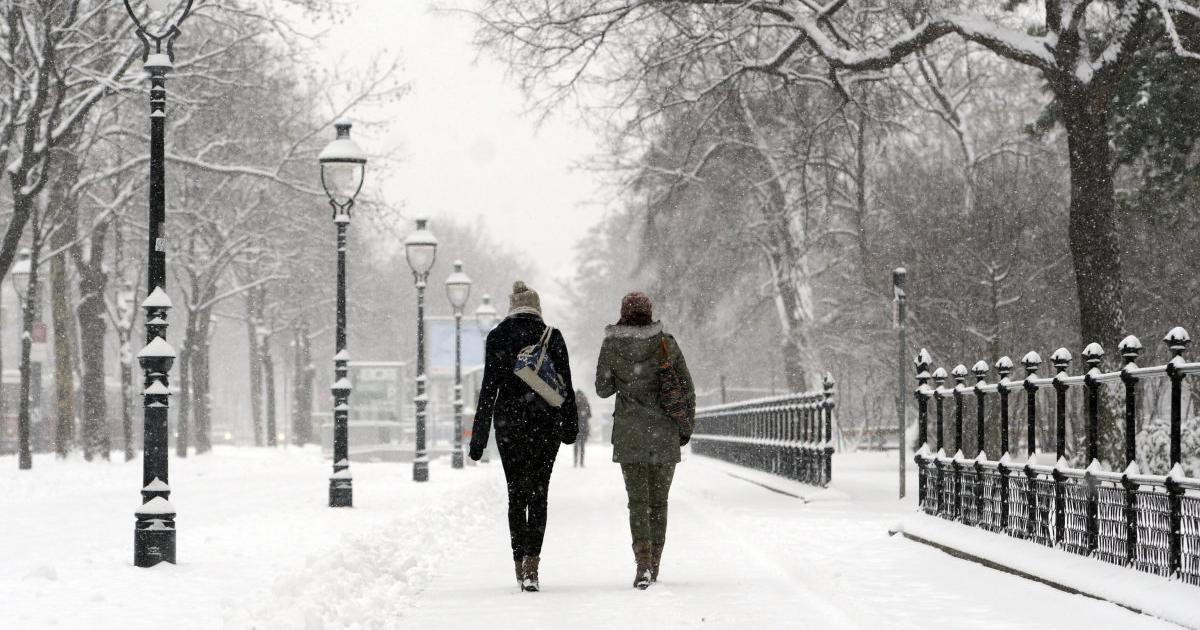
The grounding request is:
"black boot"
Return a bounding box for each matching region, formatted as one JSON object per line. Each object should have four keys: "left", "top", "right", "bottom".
{"left": 515, "top": 558, "right": 524, "bottom": 588}
{"left": 632, "top": 541, "right": 652, "bottom": 589}
{"left": 522, "top": 556, "right": 541, "bottom": 592}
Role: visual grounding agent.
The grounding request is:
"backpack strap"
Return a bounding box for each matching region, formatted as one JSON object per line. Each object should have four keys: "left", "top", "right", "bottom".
{"left": 658, "top": 335, "right": 671, "bottom": 369}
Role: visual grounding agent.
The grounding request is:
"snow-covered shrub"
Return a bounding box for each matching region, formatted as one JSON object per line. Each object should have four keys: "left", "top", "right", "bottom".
{"left": 1136, "top": 415, "right": 1200, "bottom": 476}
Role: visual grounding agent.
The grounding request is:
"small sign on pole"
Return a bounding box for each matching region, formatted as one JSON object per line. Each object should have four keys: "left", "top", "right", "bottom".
{"left": 30, "top": 322, "right": 48, "bottom": 363}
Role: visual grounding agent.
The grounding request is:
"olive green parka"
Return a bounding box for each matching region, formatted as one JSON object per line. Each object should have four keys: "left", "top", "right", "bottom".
{"left": 595, "top": 322, "right": 695, "bottom": 464}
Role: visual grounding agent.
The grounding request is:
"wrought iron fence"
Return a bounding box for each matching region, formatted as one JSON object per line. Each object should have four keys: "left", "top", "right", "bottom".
{"left": 690, "top": 374, "right": 835, "bottom": 487}
{"left": 914, "top": 328, "right": 1200, "bottom": 586}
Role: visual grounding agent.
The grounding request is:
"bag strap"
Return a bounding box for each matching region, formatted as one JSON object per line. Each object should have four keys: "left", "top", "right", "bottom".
{"left": 658, "top": 336, "right": 671, "bottom": 369}
{"left": 535, "top": 326, "right": 554, "bottom": 369}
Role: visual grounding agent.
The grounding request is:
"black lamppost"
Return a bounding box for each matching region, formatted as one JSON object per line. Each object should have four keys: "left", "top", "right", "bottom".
{"left": 319, "top": 121, "right": 366, "bottom": 508}
{"left": 404, "top": 219, "right": 438, "bottom": 482}
{"left": 893, "top": 267, "right": 907, "bottom": 499}
{"left": 10, "top": 249, "right": 40, "bottom": 471}
{"left": 123, "top": 0, "right": 193, "bottom": 568}
{"left": 445, "top": 261, "right": 472, "bottom": 469}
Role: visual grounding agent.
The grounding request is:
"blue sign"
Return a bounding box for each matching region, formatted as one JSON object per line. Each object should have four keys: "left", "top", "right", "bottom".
{"left": 428, "top": 319, "right": 487, "bottom": 376}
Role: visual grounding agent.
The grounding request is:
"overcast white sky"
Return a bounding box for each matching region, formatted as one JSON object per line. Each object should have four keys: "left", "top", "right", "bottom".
{"left": 319, "top": 0, "right": 608, "bottom": 285}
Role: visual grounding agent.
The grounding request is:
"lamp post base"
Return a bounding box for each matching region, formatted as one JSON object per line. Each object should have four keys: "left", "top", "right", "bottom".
{"left": 134, "top": 516, "right": 176, "bottom": 567}
{"left": 329, "top": 469, "right": 353, "bottom": 508}
{"left": 413, "top": 459, "right": 429, "bottom": 482}
{"left": 329, "top": 482, "right": 353, "bottom": 508}
{"left": 451, "top": 450, "right": 464, "bottom": 469}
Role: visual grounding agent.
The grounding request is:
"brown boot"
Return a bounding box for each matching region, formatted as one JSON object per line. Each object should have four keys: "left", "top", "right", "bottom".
{"left": 650, "top": 543, "right": 664, "bottom": 582}
{"left": 515, "top": 558, "right": 525, "bottom": 588}
{"left": 632, "top": 540, "right": 653, "bottom": 589}
{"left": 522, "top": 556, "right": 541, "bottom": 592}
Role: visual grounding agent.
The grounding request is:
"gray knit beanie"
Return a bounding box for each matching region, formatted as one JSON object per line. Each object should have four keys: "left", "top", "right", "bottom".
{"left": 509, "top": 280, "right": 541, "bottom": 313}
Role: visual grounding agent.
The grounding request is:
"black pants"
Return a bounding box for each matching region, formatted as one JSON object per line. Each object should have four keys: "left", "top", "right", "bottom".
{"left": 500, "top": 448, "right": 556, "bottom": 561}
{"left": 573, "top": 439, "right": 586, "bottom": 467}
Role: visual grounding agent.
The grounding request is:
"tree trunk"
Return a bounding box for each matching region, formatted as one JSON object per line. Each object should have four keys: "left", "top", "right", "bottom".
{"left": 77, "top": 278, "right": 108, "bottom": 460}
{"left": 246, "top": 288, "right": 264, "bottom": 446}
{"left": 75, "top": 221, "right": 111, "bottom": 462}
{"left": 45, "top": 145, "right": 79, "bottom": 458}
{"left": 1061, "top": 88, "right": 1125, "bottom": 465}
{"left": 292, "top": 323, "right": 314, "bottom": 445}
{"left": 176, "top": 327, "right": 193, "bottom": 458}
{"left": 193, "top": 309, "right": 213, "bottom": 454}
{"left": 49, "top": 249, "right": 76, "bottom": 458}
{"left": 263, "top": 335, "right": 277, "bottom": 446}
{"left": 120, "top": 330, "right": 135, "bottom": 461}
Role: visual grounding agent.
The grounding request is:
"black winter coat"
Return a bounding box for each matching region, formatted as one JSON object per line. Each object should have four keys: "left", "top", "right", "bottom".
{"left": 469, "top": 312, "right": 578, "bottom": 461}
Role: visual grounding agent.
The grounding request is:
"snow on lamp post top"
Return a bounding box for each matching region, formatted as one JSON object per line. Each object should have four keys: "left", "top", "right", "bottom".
{"left": 445, "top": 260, "right": 472, "bottom": 311}
{"left": 10, "top": 247, "right": 31, "bottom": 301}
{"left": 404, "top": 218, "right": 438, "bottom": 276}
{"left": 475, "top": 294, "right": 497, "bottom": 330}
{"left": 319, "top": 122, "right": 366, "bottom": 212}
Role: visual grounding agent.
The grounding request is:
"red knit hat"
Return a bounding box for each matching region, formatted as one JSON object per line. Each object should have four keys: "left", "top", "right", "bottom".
{"left": 618, "top": 291, "right": 653, "bottom": 326}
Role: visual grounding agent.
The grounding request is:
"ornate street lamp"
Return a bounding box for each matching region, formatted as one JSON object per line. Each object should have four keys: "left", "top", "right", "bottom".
{"left": 10, "top": 248, "right": 30, "bottom": 298}
{"left": 319, "top": 121, "right": 366, "bottom": 507}
{"left": 475, "top": 294, "right": 497, "bottom": 333}
{"left": 445, "top": 261, "right": 472, "bottom": 469}
{"left": 404, "top": 218, "right": 438, "bottom": 482}
{"left": 122, "top": 0, "right": 193, "bottom": 568}
{"left": 10, "top": 249, "right": 37, "bottom": 471}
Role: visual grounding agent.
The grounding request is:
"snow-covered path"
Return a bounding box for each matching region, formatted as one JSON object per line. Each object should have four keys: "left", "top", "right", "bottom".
{"left": 404, "top": 451, "right": 857, "bottom": 629}
{"left": 401, "top": 448, "right": 1179, "bottom": 630}
{"left": 1, "top": 446, "right": 1184, "bottom": 629}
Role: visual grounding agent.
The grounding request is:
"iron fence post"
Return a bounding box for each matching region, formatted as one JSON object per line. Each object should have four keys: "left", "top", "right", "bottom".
{"left": 1119, "top": 336, "right": 1142, "bottom": 566}
{"left": 996, "top": 356, "right": 1013, "bottom": 531}
{"left": 1051, "top": 348, "right": 1072, "bottom": 545}
{"left": 1082, "top": 342, "right": 1105, "bottom": 555}
{"left": 915, "top": 350, "right": 932, "bottom": 510}
{"left": 952, "top": 364, "right": 967, "bottom": 520}
{"left": 1022, "top": 352, "right": 1042, "bottom": 539}
{"left": 973, "top": 361, "right": 988, "bottom": 526}
{"left": 823, "top": 374, "right": 835, "bottom": 487}
{"left": 933, "top": 367, "right": 947, "bottom": 515}
{"left": 1163, "top": 327, "right": 1189, "bottom": 578}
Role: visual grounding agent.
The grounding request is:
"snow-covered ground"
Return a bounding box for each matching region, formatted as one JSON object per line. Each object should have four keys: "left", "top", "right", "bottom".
{"left": 1, "top": 446, "right": 1186, "bottom": 629}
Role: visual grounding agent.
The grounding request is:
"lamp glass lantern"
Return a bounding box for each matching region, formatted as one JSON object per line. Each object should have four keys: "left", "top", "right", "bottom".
{"left": 318, "top": 122, "right": 366, "bottom": 209}
{"left": 404, "top": 219, "right": 438, "bottom": 276}
{"left": 475, "top": 294, "right": 497, "bottom": 331}
{"left": 10, "top": 248, "right": 31, "bottom": 303}
{"left": 445, "top": 261, "right": 472, "bottom": 311}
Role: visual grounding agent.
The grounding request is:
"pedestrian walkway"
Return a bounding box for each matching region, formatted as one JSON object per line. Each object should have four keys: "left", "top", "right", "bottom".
{"left": 400, "top": 447, "right": 1179, "bottom": 629}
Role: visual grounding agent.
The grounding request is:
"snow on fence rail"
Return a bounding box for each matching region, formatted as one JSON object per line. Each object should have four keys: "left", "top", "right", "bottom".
{"left": 691, "top": 374, "right": 835, "bottom": 487}
{"left": 914, "top": 328, "right": 1200, "bottom": 587}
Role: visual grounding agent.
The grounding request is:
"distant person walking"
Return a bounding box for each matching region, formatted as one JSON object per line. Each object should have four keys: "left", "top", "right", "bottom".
{"left": 574, "top": 389, "right": 592, "bottom": 467}
{"left": 469, "top": 281, "right": 578, "bottom": 592}
{"left": 595, "top": 291, "right": 694, "bottom": 589}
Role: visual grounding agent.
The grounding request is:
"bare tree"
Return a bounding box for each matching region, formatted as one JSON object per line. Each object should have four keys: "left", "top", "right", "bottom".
{"left": 474, "top": 0, "right": 1200, "bottom": 371}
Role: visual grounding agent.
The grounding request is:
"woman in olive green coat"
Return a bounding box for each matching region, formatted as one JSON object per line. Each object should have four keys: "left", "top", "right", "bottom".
{"left": 595, "top": 291, "right": 694, "bottom": 589}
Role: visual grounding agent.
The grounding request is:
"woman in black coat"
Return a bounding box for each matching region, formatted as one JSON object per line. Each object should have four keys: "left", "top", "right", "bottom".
{"left": 469, "top": 281, "right": 578, "bottom": 592}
